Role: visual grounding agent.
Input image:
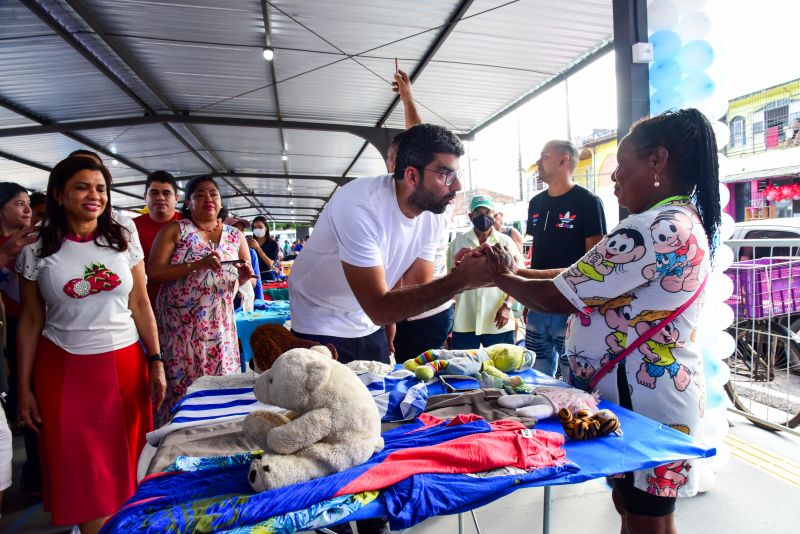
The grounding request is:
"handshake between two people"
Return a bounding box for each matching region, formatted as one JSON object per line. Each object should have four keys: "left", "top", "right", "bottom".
{"left": 451, "top": 242, "right": 519, "bottom": 290}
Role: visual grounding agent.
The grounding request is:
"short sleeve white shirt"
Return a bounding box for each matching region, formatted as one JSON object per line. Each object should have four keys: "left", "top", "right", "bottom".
{"left": 289, "top": 175, "right": 443, "bottom": 337}
{"left": 16, "top": 216, "right": 144, "bottom": 355}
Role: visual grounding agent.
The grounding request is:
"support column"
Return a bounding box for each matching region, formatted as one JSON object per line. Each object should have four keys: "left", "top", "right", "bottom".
{"left": 613, "top": 0, "right": 650, "bottom": 220}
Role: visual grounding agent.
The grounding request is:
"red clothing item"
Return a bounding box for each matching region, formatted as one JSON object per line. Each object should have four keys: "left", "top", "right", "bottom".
{"left": 134, "top": 212, "right": 182, "bottom": 307}
{"left": 336, "top": 417, "right": 567, "bottom": 496}
{"left": 0, "top": 234, "right": 20, "bottom": 316}
{"left": 34, "top": 336, "right": 152, "bottom": 525}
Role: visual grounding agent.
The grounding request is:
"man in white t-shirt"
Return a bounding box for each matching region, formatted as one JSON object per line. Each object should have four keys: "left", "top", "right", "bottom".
{"left": 289, "top": 123, "right": 486, "bottom": 365}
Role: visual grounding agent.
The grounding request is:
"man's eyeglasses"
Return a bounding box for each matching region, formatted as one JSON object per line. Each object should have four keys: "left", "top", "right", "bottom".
{"left": 421, "top": 167, "right": 463, "bottom": 186}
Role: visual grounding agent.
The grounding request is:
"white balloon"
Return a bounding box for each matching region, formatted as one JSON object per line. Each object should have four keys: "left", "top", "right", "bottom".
{"left": 706, "top": 270, "right": 734, "bottom": 301}
{"left": 718, "top": 181, "right": 731, "bottom": 209}
{"left": 703, "top": 409, "right": 729, "bottom": 441}
{"left": 710, "top": 442, "right": 731, "bottom": 469}
{"left": 702, "top": 301, "right": 734, "bottom": 330}
{"left": 697, "top": 462, "right": 716, "bottom": 492}
{"left": 717, "top": 153, "right": 731, "bottom": 180}
{"left": 648, "top": 0, "right": 679, "bottom": 30}
{"left": 710, "top": 361, "right": 731, "bottom": 387}
{"left": 712, "top": 121, "right": 731, "bottom": 150}
{"left": 696, "top": 98, "right": 729, "bottom": 123}
{"left": 714, "top": 329, "right": 736, "bottom": 360}
{"left": 719, "top": 212, "right": 735, "bottom": 240}
{"left": 714, "top": 243, "right": 734, "bottom": 271}
{"left": 673, "top": 0, "right": 707, "bottom": 11}
{"left": 676, "top": 11, "right": 711, "bottom": 41}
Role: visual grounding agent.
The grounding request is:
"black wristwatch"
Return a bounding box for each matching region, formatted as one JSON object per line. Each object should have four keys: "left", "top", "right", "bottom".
{"left": 147, "top": 352, "right": 164, "bottom": 364}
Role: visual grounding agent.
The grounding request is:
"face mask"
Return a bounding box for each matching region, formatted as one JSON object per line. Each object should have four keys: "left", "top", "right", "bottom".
{"left": 252, "top": 228, "right": 266, "bottom": 238}
{"left": 472, "top": 214, "right": 494, "bottom": 232}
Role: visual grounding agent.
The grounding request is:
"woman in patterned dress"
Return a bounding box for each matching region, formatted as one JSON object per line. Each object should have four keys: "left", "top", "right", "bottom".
{"left": 148, "top": 176, "right": 254, "bottom": 426}
{"left": 468, "top": 109, "right": 721, "bottom": 534}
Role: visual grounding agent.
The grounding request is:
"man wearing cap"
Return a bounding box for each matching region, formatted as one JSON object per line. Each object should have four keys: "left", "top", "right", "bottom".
{"left": 134, "top": 170, "right": 182, "bottom": 308}
{"left": 227, "top": 216, "right": 264, "bottom": 301}
{"left": 447, "top": 195, "right": 523, "bottom": 349}
{"left": 525, "top": 140, "right": 606, "bottom": 377}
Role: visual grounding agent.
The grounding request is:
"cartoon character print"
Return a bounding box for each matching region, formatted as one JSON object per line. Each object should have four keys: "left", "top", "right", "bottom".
{"left": 63, "top": 262, "right": 121, "bottom": 299}
{"left": 642, "top": 210, "right": 705, "bottom": 292}
{"left": 599, "top": 295, "right": 636, "bottom": 356}
{"left": 631, "top": 310, "right": 691, "bottom": 391}
{"left": 567, "top": 350, "right": 599, "bottom": 391}
{"left": 647, "top": 460, "right": 691, "bottom": 497}
{"left": 562, "top": 228, "right": 647, "bottom": 292}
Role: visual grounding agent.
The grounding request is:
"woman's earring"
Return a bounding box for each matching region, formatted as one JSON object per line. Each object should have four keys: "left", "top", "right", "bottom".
{"left": 654, "top": 173, "right": 660, "bottom": 188}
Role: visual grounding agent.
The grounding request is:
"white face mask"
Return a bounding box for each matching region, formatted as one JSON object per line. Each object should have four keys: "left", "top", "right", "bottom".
{"left": 252, "top": 228, "right": 266, "bottom": 238}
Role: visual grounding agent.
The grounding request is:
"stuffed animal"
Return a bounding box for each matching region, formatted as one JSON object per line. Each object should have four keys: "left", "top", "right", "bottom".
{"left": 249, "top": 323, "right": 338, "bottom": 373}
{"left": 497, "top": 386, "right": 600, "bottom": 420}
{"left": 404, "top": 344, "right": 534, "bottom": 383}
{"left": 558, "top": 408, "right": 622, "bottom": 440}
{"left": 243, "top": 346, "right": 383, "bottom": 492}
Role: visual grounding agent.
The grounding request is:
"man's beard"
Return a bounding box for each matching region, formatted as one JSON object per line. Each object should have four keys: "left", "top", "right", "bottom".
{"left": 409, "top": 186, "right": 454, "bottom": 214}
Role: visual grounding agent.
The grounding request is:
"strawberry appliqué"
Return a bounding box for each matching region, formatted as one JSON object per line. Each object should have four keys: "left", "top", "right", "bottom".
{"left": 63, "top": 262, "right": 121, "bottom": 299}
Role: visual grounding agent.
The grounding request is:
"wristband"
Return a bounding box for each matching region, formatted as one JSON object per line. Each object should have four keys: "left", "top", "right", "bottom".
{"left": 501, "top": 300, "right": 511, "bottom": 309}
{"left": 188, "top": 261, "right": 195, "bottom": 272}
{"left": 147, "top": 352, "right": 164, "bottom": 364}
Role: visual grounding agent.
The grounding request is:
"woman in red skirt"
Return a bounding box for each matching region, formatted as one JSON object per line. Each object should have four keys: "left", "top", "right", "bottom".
{"left": 15, "top": 155, "right": 167, "bottom": 534}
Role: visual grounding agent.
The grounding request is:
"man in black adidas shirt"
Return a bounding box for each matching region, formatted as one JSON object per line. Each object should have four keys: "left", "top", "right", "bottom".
{"left": 525, "top": 140, "right": 606, "bottom": 377}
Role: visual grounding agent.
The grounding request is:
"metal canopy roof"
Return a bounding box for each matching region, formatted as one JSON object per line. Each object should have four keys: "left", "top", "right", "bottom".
{"left": 0, "top": 0, "right": 613, "bottom": 224}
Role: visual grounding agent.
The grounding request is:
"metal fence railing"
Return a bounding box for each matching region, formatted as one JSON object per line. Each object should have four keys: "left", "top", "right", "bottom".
{"left": 722, "top": 238, "right": 800, "bottom": 433}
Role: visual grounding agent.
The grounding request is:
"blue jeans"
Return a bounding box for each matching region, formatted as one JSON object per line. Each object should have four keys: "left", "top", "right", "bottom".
{"left": 393, "top": 305, "right": 454, "bottom": 363}
{"left": 450, "top": 330, "right": 515, "bottom": 350}
{"left": 525, "top": 311, "right": 567, "bottom": 377}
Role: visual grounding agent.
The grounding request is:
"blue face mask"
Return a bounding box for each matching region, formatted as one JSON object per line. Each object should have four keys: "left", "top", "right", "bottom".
{"left": 472, "top": 214, "right": 494, "bottom": 232}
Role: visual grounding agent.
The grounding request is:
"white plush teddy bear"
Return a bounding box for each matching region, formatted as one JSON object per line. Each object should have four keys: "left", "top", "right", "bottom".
{"left": 243, "top": 346, "right": 384, "bottom": 492}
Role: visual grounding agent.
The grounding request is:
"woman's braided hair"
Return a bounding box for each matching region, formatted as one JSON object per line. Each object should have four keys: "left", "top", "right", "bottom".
{"left": 627, "top": 108, "right": 721, "bottom": 260}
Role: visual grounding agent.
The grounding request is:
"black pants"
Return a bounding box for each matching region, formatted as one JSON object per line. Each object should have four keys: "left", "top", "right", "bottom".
{"left": 291, "top": 327, "right": 390, "bottom": 365}
{"left": 393, "top": 305, "right": 454, "bottom": 363}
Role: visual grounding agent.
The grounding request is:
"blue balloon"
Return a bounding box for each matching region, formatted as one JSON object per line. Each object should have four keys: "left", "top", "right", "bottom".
{"left": 704, "top": 355, "right": 721, "bottom": 380}
{"left": 707, "top": 388, "right": 726, "bottom": 410}
{"left": 678, "top": 40, "right": 714, "bottom": 74}
{"left": 650, "top": 89, "right": 684, "bottom": 115}
{"left": 649, "top": 58, "right": 683, "bottom": 91}
{"left": 649, "top": 30, "right": 682, "bottom": 61}
{"left": 679, "top": 72, "right": 715, "bottom": 102}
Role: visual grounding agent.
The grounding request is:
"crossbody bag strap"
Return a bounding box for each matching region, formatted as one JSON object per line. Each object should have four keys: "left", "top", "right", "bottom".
{"left": 587, "top": 276, "right": 707, "bottom": 390}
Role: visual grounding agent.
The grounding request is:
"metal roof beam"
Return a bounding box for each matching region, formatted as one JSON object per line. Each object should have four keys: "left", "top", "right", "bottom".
{"left": 57, "top": 0, "right": 264, "bottom": 215}
{"left": 222, "top": 193, "right": 327, "bottom": 202}
{"left": 114, "top": 173, "right": 345, "bottom": 187}
{"left": 0, "top": 115, "right": 407, "bottom": 151}
{"left": 0, "top": 97, "right": 149, "bottom": 175}
{"left": 332, "top": 0, "right": 475, "bottom": 221}
{"left": 0, "top": 149, "right": 51, "bottom": 173}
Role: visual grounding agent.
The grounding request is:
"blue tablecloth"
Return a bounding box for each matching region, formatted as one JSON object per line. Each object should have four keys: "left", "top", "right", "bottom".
{"left": 105, "top": 369, "right": 715, "bottom": 533}
{"left": 234, "top": 299, "right": 290, "bottom": 372}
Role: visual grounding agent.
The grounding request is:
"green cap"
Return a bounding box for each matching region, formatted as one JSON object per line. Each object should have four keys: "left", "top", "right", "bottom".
{"left": 470, "top": 194, "right": 494, "bottom": 212}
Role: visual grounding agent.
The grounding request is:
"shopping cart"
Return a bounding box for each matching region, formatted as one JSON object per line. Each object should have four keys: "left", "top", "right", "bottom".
{"left": 723, "top": 246, "right": 800, "bottom": 431}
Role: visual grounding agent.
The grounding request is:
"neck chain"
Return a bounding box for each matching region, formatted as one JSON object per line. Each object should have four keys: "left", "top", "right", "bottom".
{"left": 196, "top": 219, "right": 220, "bottom": 232}
{"left": 651, "top": 195, "right": 690, "bottom": 209}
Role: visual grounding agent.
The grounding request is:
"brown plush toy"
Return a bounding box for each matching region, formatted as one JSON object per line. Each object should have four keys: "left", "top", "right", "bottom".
{"left": 249, "top": 324, "right": 338, "bottom": 373}
{"left": 558, "top": 408, "right": 622, "bottom": 440}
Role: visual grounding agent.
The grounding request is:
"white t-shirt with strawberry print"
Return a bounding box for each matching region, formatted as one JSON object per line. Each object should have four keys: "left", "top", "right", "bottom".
{"left": 17, "top": 215, "right": 144, "bottom": 355}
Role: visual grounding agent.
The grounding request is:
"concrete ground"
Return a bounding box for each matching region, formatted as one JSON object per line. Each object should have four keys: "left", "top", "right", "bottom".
{"left": 1, "top": 410, "right": 798, "bottom": 533}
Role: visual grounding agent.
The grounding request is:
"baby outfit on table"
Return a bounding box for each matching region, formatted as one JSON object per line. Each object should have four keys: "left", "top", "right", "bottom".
{"left": 497, "top": 386, "right": 600, "bottom": 420}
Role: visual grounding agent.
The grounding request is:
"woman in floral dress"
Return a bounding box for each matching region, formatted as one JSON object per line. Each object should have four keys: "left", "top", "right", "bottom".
{"left": 148, "top": 176, "right": 254, "bottom": 426}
